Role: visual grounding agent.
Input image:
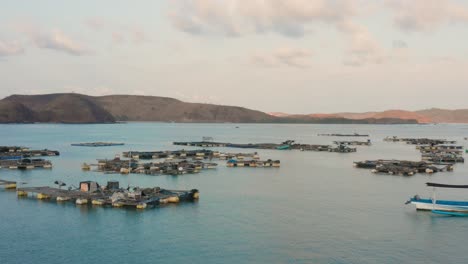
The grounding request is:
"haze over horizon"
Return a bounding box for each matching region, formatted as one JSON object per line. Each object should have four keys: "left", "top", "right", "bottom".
{"left": 1, "top": 0, "right": 468, "bottom": 114}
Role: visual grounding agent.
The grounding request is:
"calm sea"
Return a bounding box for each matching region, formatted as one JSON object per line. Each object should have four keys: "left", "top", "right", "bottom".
{"left": 1, "top": 123, "right": 468, "bottom": 264}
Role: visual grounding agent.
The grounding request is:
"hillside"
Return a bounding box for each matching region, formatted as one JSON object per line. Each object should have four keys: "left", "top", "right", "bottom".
{"left": 0, "top": 93, "right": 421, "bottom": 124}
{"left": 416, "top": 108, "right": 468, "bottom": 123}
{"left": 95, "top": 95, "right": 275, "bottom": 122}
{"left": 278, "top": 108, "right": 468, "bottom": 123}
{"left": 3, "top": 94, "right": 115, "bottom": 123}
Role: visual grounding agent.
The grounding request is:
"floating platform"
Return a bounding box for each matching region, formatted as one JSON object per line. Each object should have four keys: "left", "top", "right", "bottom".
{"left": 383, "top": 137, "right": 456, "bottom": 145}
{"left": 227, "top": 159, "right": 280, "bottom": 168}
{"left": 122, "top": 149, "right": 259, "bottom": 160}
{"left": 173, "top": 140, "right": 357, "bottom": 153}
{"left": 0, "top": 158, "right": 52, "bottom": 170}
{"left": 0, "top": 179, "right": 17, "bottom": 189}
{"left": 318, "top": 133, "right": 369, "bottom": 137}
{"left": 333, "top": 140, "right": 371, "bottom": 146}
{"left": 353, "top": 160, "right": 454, "bottom": 175}
{"left": 94, "top": 157, "right": 218, "bottom": 175}
{"left": 0, "top": 146, "right": 60, "bottom": 160}
{"left": 15, "top": 181, "right": 199, "bottom": 210}
{"left": 71, "top": 142, "right": 125, "bottom": 147}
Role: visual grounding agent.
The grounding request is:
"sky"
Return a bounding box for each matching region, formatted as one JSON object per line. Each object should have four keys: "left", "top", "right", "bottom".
{"left": 0, "top": 0, "right": 468, "bottom": 114}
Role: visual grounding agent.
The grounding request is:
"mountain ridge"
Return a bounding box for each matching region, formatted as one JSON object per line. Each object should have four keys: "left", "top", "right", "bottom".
{"left": 270, "top": 108, "right": 468, "bottom": 123}
{"left": 0, "top": 93, "right": 419, "bottom": 124}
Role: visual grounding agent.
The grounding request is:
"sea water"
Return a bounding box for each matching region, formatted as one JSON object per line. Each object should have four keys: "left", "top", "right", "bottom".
{"left": 1, "top": 123, "right": 468, "bottom": 264}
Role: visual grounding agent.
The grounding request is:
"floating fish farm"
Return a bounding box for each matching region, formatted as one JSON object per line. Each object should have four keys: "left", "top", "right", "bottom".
{"left": 122, "top": 149, "right": 259, "bottom": 160}
{"left": 173, "top": 140, "right": 357, "bottom": 153}
{"left": 7, "top": 180, "right": 198, "bottom": 210}
{"left": 90, "top": 156, "right": 221, "bottom": 175}
{"left": 383, "top": 136, "right": 456, "bottom": 145}
{"left": 333, "top": 140, "right": 371, "bottom": 146}
{"left": 71, "top": 142, "right": 125, "bottom": 147}
{"left": 0, "top": 146, "right": 60, "bottom": 158}
{"left": 353, "top": 160, "right": 454, "bottom": 176}
{"left": 226, "top": 159, "right": 280, "bottom": 168}
{"left": 318, "top": 133, "right": 369, "bottom": 137}
{"left": 0, "top": 158, "right": 52, "bottom": 170}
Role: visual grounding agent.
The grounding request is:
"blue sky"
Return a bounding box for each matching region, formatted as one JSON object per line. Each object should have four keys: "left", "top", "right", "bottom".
{"left": 1, "top": 0, "right": 468, "bottom": 114}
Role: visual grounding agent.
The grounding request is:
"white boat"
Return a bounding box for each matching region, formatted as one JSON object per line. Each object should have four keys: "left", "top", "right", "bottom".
{"left": 407, "top": 182, "right": 468, "bottom": 215}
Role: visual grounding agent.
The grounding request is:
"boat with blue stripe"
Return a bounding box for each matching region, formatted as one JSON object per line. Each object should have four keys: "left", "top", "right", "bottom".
{"left": 407, "top": 183, "right": 468, "bottom": 215}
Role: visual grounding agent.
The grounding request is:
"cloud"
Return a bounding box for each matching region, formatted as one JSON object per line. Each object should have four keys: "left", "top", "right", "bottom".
{"left": 337, "top": 20, "right": 385, "bottom": 67}
{"left": 85, "top": 17, "right": 106, "bottom": 31}
{"left": 392, "top": 40, "right": 408, "bottom": 49}
{"left": 0, "top": 40, "right": 24, "bottom": 57}
{"left": 386, "top": 0, "right": 468, "bottom": 32}
{"left": 84, "top": 17, "right": 150, "bottom": 44}
{"left": 169, "top": 0, "right": 358, "bottom": 37}
{"left": 252, "top": 47, "right": 312, "bottom": 68}
{"left": 33, "top": 29, "right": 88, "bottom": 56}
{"left": 169, "top": 1, "right": 386, "bottom": 67}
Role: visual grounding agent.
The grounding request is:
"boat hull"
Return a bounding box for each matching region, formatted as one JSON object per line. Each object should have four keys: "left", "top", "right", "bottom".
{"left": 410, "top": 198, "right": 468, "bottom": 212}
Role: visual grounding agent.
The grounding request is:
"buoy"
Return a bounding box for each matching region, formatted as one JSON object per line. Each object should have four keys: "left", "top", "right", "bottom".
{"left": 57, "top": 196, "right": 71, "bottom": 202}
{"left": 425, "top": 168, "right": 434, "bottom": 174}
{"left": 136, "top": 203, "right": 147, "bottom": 209}
{"left": 92, "top": 199, "right": 105, "bottom": 205}
{"left": 168, "top": 196, "right": 180, "bottom": 203}
{"left": 75, "top": 198, "right": 88, "bottom": 205}
{"left": 112, "top": 202, "right": 124, "bottom": 207}
{"left": 5, "top": 183, "right": 17, "bottom": 189}
{"left": 37, "top": 193, "right": 50, "bottom": 199}
{"left": 17, "top": 190, "right": 27, "bottom": 197}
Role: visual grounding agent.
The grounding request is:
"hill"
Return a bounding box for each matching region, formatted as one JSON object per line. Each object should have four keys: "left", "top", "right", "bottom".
{"left": 0, "top": 93, "right": 420, "bottom": 124}
{"left": 3, "top": 94, "right": 115, "bottom": 123}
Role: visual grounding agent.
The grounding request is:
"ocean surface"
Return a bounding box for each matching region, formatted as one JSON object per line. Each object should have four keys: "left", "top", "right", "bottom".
{"left": 1, "top": 123, "right": 468, "bottom": 264}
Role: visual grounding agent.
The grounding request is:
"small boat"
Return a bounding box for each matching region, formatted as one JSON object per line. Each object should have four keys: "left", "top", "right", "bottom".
{"left": 407, "top": 182, "right": 468, "bottom": 214}
{"left": 276, "top": 145, "right": 290, "bottom": 150}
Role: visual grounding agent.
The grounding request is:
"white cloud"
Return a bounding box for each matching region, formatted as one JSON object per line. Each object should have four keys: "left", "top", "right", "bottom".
{"left": 33, "top": 29, "right": 88, "bottom": 56}
{"left": 169, "top": 0, "right": 358, "bottom": 37}
{"left": 386, "top": 0, "right": 468, "bottom": 32}
{"left": 0, "top": 40, "right": 24, "bottom": 57}
{"left": 338, "top": 21, "right": 385, "bottom": 66}
{"left": 252, "top": 47, "right": 312, "bottom": 68}
{"left": 84, "top": 17, "right": 106, "bottom": 31}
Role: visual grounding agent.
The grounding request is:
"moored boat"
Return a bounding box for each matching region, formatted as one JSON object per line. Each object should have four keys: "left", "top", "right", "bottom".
{"left": 407, "top": 182, "right": 468, "bottom": 214}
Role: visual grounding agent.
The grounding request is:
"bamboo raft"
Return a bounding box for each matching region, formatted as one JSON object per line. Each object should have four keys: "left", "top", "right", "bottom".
{"left": 14, "top": 181, "right": 199, "bottom": 210}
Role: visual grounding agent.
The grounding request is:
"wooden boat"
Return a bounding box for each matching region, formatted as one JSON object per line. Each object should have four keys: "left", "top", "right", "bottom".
{"left": 407, "top": 183, "right": 468, "bottom": 214}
